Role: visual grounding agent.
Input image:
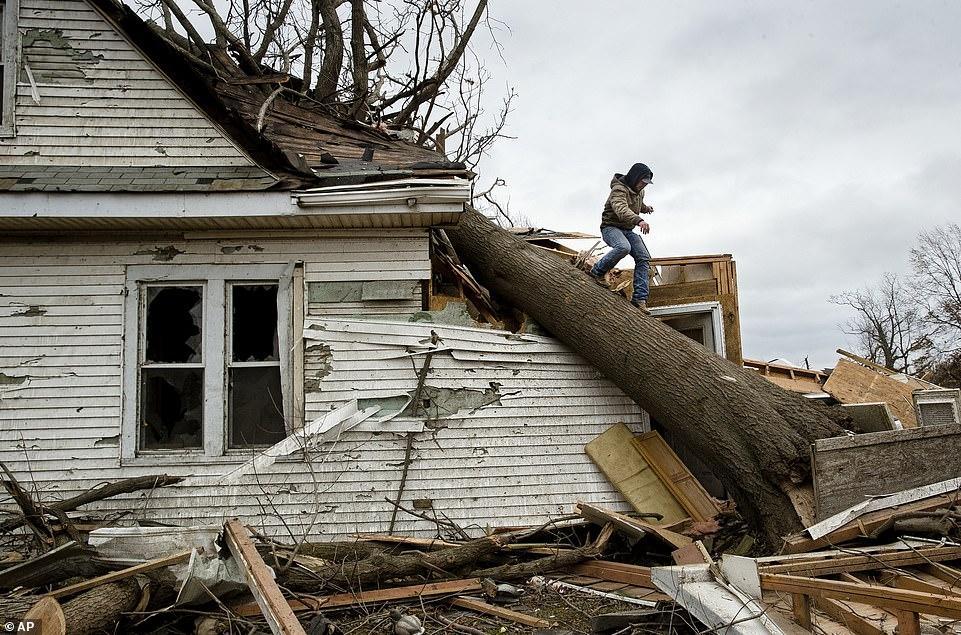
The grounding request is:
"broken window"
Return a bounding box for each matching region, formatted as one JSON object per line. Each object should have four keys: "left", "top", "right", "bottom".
{"left": 124, "top": 264, "right": 297, "bottom": 461}
{"left": 228, "top": 284, "right": 286, "bottom": 447}
{"left": 139, "top": 285, "right": 204, "bottom": 450}
{"left": 0, "top": 0, "right": 16, "bottom": 136}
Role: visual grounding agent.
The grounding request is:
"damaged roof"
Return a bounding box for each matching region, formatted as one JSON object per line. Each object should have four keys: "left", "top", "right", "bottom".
{"left": 1, "top": 0, "right": 467, "bottom": 193}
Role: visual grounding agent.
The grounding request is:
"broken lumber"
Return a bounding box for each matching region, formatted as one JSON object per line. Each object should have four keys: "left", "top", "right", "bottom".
{"left": 631, "top": 431, "right": 721, "bottom": 522}
{"left": 568, "top": 561, "right": 653, "bottom": 588}
{"left": 0, "top": 474, "right": 184, "bottom": 534}
{"left": 447, "top": 206, "right": 847, "bottom": 543}
{"left": 451, "top": 596, "right": 551, "bottom": 628}
{"left": 759, "top": 573, "right": 961, "bottom": 619}
{"left": 224, "top": 520, "right": 306, "bottom": 635}
{"left": 577, "top": 501, "right": 691, "bottom": 549}
{"left": 471, "top": 523, "right": 615, "bottom": 581}
{"left": 759, "top": 544, "right": 961, "bottom": 578}
{"left": 46, "top": 549, "right": 193, "bottom": 600}
{"left": 823, "top": 358, "right": 926, "bottom": 428}
{"left": 233, "top": 579, "right": 483, "bottom": 616}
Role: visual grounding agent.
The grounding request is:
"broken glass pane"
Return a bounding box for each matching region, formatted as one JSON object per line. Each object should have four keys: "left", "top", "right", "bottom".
{"left": 228, "top": 366, "right": 286, "bottom": 447}
{"left": 145, "top": 286, "right": 203, "bottom": 363}
{"left": 140, "top": 368, "right": 203, "bottom": 450}
{"left": 232, "top": 284, "right": 279, "bottom": 362}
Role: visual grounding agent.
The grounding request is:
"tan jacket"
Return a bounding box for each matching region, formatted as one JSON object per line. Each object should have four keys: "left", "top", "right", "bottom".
{"left": 601, "top": 175, "right": 652, "bottom": 229}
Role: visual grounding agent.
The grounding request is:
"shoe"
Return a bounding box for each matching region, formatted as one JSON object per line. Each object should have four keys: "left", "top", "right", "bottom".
{"left": 631, "top": 299, "right": 651, "bottom": 315}
{"left": 588, "top": 271, "right": 609, "bottom": 288}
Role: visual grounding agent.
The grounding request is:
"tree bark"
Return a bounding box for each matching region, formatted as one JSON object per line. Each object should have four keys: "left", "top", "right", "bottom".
{"left": 61, "top": 579, "right": 140, "bottom": 635}
{"left": 446, "top": 208, "right": 846, "bottom": 545}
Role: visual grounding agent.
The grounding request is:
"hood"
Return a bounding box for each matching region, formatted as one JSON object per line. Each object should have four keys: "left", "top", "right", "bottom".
{"left": 611, "top": 174, "right": 633, "bottom": 191}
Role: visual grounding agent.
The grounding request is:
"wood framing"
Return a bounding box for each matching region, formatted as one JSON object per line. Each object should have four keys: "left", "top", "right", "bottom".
{"left": 224, "top": 520, "right": 307, "bottom": 635}
{"left": 450, "top": 597, "right": 551, "bottom": 628}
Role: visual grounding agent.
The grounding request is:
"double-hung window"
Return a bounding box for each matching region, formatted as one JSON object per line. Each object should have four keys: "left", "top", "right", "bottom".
{"left": 0, "top": 0, "right": 18, "bottom": 137}
{"left": 123, "top": 265, "right": 298, "bottom": 461}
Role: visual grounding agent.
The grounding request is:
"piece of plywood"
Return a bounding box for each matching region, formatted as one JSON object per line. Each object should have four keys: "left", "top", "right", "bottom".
{"left": 585, "top": 424, "right": 687, "bottom": 524}
{"left": 823, "top": 358, "right": 925, "bottom": 427}
{"left": 632, "top": 432, "right": 720, "bottom": 522}
{"left": 812, "top": 425, "right": 961, "bottom": 519}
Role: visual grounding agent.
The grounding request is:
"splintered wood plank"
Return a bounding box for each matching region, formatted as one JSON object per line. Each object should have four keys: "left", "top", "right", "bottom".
{"left": 822, "top": 358, "right": 923, "bottom": 428}
{"left": 233, "top": 579, "right": 483, "bottom": 616}
{"left": 46, "top": 549, "right": 192, "bottom": 600}
{"left": 760, "top": 573, "right": 961, "bottom": 620}
{"left": 569, "top": 561, "right": 654, "bottom": 588}
{"left": 632, "top": 432, "right": 721, "bottom": 522}
{"left": 584, "top": 423, "right": 687, "bottom": 524}
{"left": 812, "top": 425, "right": 961, "bottom": 519}
{"left": 224, "top": 520, "right": 307, "bottom": 635}
{"left": 451, "top": 597, "right": 551, "bottom": 628}
{"left": 577, "top": 501, "right": 692, "bottom": 549}
{"left": 759, "top": 545, "right": 961, "bottom": 577}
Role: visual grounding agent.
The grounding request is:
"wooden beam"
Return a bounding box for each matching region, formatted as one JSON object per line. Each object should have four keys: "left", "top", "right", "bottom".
{"left": 759, "top": 545, "right": 961, "bottom": 577}
{"left": 569, "top": 561, "right": 653, "bottom": 588}
{"left": 232, "top": 578, "right": 483, "bottom": 616}
{"left": 46, "top": 549, "right": 192, "bottom": 600}
{"left": 577, "top": 501, "right": 692, "bottom": 549}
{"left": 631, "top": 432, "right": 721, "bottom": 522}
{"left": 569, "top": 561, "right": 654, "bottom": 588}
{"left": 760, "top": 573, "right": 961, "bottom": 620}
{"left": 791, "top": 593, "right": 811, "bottom": 630}
{"left": 919, "top": 563, "right": 961, "bottom": 589}
{"left": 895, "top": 610, "right": 921, "bottom": 635}
{"left": 880, "top": 571, "right": 955, "bottom": 595}
{"left": 451, "top": 597, "right": 551, "bottom": 628}
{"left": 224, "top": 519, "right": 307, "bottom": 635}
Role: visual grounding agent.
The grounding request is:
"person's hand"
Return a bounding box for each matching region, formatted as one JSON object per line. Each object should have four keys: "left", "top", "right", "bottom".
{"left": 637, "top": 221, "right": 651, "bottom": 235}
{"left": 647, "top": 206, "right": 654, "bottom": 214}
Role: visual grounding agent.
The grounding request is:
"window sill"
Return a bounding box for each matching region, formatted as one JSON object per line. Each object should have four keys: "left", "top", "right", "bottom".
{"left": 121, "top": 451, "right": 277, "bottom": 468}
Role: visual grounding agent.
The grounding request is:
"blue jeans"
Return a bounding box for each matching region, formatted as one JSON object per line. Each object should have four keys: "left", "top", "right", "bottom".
{"left": 590, "top": 226, "right": 650, "bottom": 302}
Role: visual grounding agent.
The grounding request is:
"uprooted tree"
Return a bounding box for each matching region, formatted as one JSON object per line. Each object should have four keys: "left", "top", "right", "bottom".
{"left": 448, "top": 208, "right": 849, "bottom": 546}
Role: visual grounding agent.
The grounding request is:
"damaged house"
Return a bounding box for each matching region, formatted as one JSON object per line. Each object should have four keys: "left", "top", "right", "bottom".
{"left": 0, "top": 0, "right": 739, "bottom": 539}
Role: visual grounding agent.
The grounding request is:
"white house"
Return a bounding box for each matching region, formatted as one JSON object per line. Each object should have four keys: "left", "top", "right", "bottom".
{"left": 0, "top": 0, "right": 672, "bottom": 540}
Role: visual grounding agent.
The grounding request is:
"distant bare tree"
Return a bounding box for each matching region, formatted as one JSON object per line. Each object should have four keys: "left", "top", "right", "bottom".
{"left": 135, "top": 0, "right": 513, "bottom": 169}
{"left": 911, "top": 222, "right": 961, "bottom": 355}
{"left": 829, "top": 273, "right": 932, "bottom": 374}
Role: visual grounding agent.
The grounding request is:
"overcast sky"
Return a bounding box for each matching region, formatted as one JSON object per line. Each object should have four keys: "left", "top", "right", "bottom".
{"left": 472, "top": 1, "right": 961, "bottom": 370}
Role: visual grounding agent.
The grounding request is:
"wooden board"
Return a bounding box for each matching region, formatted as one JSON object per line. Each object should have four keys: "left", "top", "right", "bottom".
{"left": 577, "top": 501, "right": 692, "bottom": 549}
{"left": 823, "top": 358, "right": 925, "bottom": 427}
{"left": 233, "top": 578, "right": 483, "bottom": 616}
{"left": 632, "top": 432, "right": 720, "bottom": 522}
{"left": 224, "top": 520, "right": 307, "bottom": 635}
{"left": 451, "top": 597, "right": 551, "bottom": 628}
{"left": 584, "top": 423, "right": 687, "bottom": 524}
{"left": 569, "top": 560, "right": 653, "bottom": 588}
{"left": 812, "top": 424, "right": 961, "bottom": 519}
{"left": 46, "top": 549, "right": 192, "bottom": 599}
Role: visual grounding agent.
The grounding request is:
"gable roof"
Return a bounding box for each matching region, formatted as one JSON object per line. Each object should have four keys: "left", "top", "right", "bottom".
{"left": 0, "top": 0, "right": 467, "bottom": 193}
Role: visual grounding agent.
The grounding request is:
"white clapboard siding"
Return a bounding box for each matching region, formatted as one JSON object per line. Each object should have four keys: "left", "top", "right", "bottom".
{"left": 0, "top": 234, "right": 648, "bottom": 539}
{"left": 0, "top": 0, "right": 263, "bottom": 169}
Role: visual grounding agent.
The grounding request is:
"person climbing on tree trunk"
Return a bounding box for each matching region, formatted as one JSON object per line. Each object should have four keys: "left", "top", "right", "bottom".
{"left": 589, "top": 162, "right": 655, "bottom": 313}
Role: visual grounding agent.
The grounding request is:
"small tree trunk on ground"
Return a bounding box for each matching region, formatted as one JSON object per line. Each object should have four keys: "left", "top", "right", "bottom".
{"left": 447, "top": 208, "right": 846, "bottom": 545}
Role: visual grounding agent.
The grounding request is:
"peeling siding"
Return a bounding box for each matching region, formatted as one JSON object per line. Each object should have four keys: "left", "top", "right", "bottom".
{"left": 0, "top": 0, "right": 266, "bottom": 170}
{"left": 0, "top": 230, "right": 648, "bottom": 539}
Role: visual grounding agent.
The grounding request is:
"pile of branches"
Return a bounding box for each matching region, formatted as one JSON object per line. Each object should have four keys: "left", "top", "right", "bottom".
{"left": 136, "top": 0, "right": 513, "bottom": 167}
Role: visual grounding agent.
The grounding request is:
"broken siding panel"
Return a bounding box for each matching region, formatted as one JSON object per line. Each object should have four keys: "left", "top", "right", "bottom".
{"left": 0, "top": 0, "right": 264, "bottom": 169}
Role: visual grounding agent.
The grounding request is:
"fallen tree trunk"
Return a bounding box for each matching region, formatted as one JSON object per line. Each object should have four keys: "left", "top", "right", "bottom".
{"left": 447, "top": 208, "right": 846, "bottom": 545}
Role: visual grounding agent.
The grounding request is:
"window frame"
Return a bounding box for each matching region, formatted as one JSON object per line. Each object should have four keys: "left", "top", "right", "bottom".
{"left": 122, "top": 264, "right": 295, "bottom": 463}
{"left": 649, "top": 301, "right": 726, "bottom": 357}
{"left": 0, "top": 0, "right": 19, "bottom": 137}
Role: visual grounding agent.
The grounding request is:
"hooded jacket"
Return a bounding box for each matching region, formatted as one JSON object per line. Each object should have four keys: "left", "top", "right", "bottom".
{"left": 601, "top": 173, "right": 652, "bottom": 229}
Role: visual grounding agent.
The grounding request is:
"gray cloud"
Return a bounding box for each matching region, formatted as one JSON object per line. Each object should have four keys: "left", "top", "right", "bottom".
{"left": 478, "top": 0, "right": 961, "bottom": 369}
